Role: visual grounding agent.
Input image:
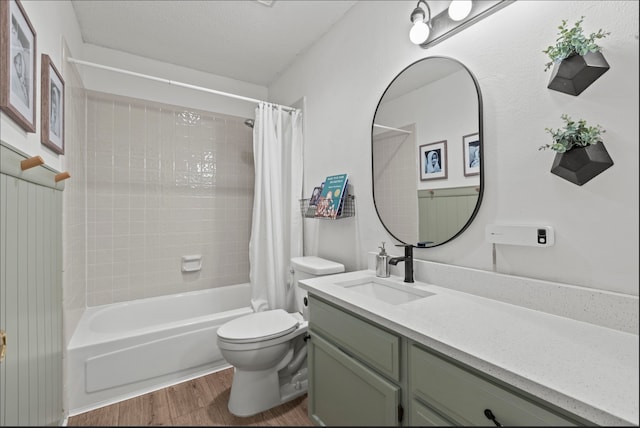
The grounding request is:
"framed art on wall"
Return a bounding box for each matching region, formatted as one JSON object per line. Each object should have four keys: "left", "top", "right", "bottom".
{"left": 463, "top": 132, "right": 480, "bottom": 176}
{"left": 419, "top": 140, "right": 447, "bottom": 181}
{"left": 41, "top": 54, "right": 64, "bottom": 154}
{"left": 0, "top": 0, "right": 37, "bottom": 133}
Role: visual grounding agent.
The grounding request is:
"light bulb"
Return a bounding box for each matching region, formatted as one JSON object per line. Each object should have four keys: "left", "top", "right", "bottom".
{"left": 448, "top": 0, "right": 472, "bottom": 21}
{"left": 409, "top": 20, "right": 430, "bottom": 45}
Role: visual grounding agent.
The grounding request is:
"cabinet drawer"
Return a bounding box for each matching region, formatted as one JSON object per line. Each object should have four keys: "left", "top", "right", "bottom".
{"left": 309, "top": 296, "right": 400, "bottom": 381}
{"left": 409, "top": 344, "right": 581, "bottom": 426}
{"left": 410, "top": 399, "right": 454, "bottom": 426}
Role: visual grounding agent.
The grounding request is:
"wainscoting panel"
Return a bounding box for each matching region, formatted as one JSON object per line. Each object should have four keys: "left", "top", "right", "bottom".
{"left": 0, "top": 141, "right": 64, "bottom": 426}
{"left": 417, "top": 186, "right": 479, "bottom": 244}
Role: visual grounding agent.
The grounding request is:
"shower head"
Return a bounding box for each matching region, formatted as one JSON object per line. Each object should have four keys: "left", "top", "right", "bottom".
{"left": 244, "top": 119, "right": 254, "bottom": 129}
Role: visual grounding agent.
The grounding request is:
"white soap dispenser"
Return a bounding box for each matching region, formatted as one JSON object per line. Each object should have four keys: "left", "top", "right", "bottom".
{"left": 376, "top": 242, "right": 391, "bottom": 278}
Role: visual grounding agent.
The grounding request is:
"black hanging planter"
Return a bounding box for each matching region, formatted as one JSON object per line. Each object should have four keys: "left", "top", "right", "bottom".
{"left": 550, "top": 141, "right": 614, "bottom": 186}
{"left": 547, "top": 51, "right": 610, "bottom": 96}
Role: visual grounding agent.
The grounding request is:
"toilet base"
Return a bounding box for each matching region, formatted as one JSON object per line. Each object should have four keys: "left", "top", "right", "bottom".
{"left": 227, "top": 366, "right": 308, "bottom": 417}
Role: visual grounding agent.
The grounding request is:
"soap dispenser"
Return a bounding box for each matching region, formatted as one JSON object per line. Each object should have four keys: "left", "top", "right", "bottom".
{"left": 376, "top": 242, "right": 391, "bottom": 278}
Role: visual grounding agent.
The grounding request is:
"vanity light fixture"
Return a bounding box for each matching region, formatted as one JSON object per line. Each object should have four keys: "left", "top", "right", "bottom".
{"left": 408, "top": 0, "right": 513, "bottom": 49}
{"left": 448, "top": 0, "right": 473, "bottom": 21}
{"left": 409, "top": 0, "right": 432, "bottom": 45}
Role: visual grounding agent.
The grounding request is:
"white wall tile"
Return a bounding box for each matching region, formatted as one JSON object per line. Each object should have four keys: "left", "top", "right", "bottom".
{"left": 82, "top": 92, "right": 254, "bottom": 305}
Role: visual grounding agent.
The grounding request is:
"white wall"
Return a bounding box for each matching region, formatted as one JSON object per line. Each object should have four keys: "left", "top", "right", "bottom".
{"left": 82, "top": 92, "right": 254, "bottom": 307}
{"left": 269, "top": 0, "right": 639, "bottom": 296}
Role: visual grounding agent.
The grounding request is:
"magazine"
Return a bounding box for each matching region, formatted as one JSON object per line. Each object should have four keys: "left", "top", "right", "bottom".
{"left": 314, "top": 174, "right": 348, "bottom": 219}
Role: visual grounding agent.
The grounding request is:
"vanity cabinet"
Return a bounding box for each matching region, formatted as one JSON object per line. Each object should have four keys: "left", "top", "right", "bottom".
{"left": 408, "top": 343, "right": 584, "bottom": 426}
{"left": 307, "top": 294, "right": 589, "bottom": 427}
{"left": 307, "top": 296, "right": 403, "bottom": 426}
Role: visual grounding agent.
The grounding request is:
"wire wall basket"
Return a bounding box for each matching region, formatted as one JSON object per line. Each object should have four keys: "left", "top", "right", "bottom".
{"left": 299, "top": 195, "right": 355, "bottom": 219}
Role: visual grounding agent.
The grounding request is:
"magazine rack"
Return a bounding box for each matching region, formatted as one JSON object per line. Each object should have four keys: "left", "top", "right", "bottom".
{"left": 299, "top": 195, "right": 355, "bottom": 219}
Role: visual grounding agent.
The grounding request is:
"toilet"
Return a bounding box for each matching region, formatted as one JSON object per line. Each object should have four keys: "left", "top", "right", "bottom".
{"left": 216, "top": 256, "right": 345, "bottom": 417}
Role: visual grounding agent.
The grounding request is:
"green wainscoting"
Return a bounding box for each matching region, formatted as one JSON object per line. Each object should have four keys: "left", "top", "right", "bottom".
{"left": 417, "top": 186, "right": 479, "bottom": 244}
{"left": 1, "top": 141, "right": 64, "bottom": 426}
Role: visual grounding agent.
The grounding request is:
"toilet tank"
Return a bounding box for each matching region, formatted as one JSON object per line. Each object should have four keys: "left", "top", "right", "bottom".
{"left": 291, "top": 256, "right": 344, "bottom": 315}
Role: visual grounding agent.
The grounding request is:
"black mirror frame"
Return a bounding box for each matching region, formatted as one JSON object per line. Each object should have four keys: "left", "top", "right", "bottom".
{"left": 371, "top": 56, "right": 484, "bottom": 248}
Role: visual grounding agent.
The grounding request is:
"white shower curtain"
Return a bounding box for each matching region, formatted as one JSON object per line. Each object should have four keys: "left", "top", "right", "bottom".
{"left": 249, "top": 102, "right": 303, "bottom": 312}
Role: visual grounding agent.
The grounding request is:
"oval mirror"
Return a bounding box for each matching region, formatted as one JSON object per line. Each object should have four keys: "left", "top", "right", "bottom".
{"left": 372, "top": 56, "right": 483, "bottom": 247}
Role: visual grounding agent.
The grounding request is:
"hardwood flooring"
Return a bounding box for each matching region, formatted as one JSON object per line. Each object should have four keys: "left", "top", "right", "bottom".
{"left": 67, "top": 368, "right": 313, "bottom": 426}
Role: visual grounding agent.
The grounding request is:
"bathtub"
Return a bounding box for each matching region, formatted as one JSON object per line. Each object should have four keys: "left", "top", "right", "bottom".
{"left": 67, "top": 283, "right": 252, "bottom": 414}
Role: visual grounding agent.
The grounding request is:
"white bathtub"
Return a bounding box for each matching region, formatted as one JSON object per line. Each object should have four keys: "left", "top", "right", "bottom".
{"left": 67, "top": 283, "right": 252, "bottom": 414}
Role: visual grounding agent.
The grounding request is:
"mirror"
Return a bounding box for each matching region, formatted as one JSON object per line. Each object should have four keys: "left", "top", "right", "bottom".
{"left": 372, "top": 56, "right": 483, "bottom": 247}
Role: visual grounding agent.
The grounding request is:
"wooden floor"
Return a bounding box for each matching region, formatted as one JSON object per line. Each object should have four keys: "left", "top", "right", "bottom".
{"left": 67, "top": 368, "right": 313, "bottom": 426}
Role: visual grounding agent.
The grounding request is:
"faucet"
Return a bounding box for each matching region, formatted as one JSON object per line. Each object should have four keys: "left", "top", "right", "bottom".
{"left": 388, "top": 244, "right": 414, "bottom": 283}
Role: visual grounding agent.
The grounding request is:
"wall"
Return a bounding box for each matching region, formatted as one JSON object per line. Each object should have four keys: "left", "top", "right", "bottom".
{"left": 83, "top": 91, "right": 253, "bottom": 306}
{"left": 373, "top": 125, "right": 418, "bottom": 243}
{"left": 269, "top": 1, "right": 639, "bottom": 296}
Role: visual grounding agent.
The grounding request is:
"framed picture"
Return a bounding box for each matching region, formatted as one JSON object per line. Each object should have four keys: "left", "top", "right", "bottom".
{"left": 0, "top": 0, "right": 36, "bottom": 133}
{"left": 462, "top": 132, "right": 480, "bottom": 176}
{"left": 419, "top": 140, "right": 447, "bottom": 181}
{"left": 41, "top": 54, "right": 64, "bottom": 154}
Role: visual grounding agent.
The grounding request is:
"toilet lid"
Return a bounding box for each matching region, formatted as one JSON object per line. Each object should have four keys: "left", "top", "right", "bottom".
{"left": 217, "top": 309, "right": 299, "bottom": 343}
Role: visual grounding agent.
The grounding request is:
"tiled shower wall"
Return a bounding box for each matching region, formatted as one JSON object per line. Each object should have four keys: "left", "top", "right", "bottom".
{"left": 84, "top": 91, "right": 254, "bottom": 306}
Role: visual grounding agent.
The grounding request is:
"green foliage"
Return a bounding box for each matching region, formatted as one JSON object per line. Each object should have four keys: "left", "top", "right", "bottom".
{"left": 540, "top": 114, "right": 605, "bottom": 153}
{"left": 543, "top": 16, "right": 610, "bottom": 71}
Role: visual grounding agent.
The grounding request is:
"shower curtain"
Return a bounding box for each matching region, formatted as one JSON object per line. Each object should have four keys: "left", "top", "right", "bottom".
{"left": 249, "top": 102, "right": 303, "bottom": 312}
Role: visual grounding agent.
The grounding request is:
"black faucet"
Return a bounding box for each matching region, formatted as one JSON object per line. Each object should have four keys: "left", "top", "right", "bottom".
{"left": 388, "top": 244, "right": 414, "bottom": 283}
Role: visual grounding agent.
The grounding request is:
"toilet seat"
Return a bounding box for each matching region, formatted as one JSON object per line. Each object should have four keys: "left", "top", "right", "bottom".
{"left": 217, "top": 309, "right": 299, "bottom": 344}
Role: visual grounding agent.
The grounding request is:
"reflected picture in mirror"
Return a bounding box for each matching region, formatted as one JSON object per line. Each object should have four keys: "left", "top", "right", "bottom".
{"left": 419, "top": 140, "right": 448, "bottom": 181}
{"left": 372, "top": 56, "right": 483, "bottom": 247}
{"left": 463, "top": 132, "right": 480, "bottom": 176}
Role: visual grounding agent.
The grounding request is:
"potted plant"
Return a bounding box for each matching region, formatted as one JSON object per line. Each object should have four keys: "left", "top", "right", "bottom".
{"left": 543, "top": 16, "right": 610, "bottom": 96}
{"left": 540, "top": 114, "right": 613, "bottom": 185}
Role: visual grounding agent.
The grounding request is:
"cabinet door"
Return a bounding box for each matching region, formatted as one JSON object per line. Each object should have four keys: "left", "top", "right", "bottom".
{"left": 308, "top": 332, "right": 401, "bottom": 426}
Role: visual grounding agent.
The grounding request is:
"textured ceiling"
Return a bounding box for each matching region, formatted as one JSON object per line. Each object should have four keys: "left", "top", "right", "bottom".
{"left": 71, "top": 0, "right": 358, "bottom": 87}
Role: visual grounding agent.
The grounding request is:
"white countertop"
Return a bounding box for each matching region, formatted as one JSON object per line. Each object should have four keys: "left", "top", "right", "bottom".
{"left": 299, "top": 269, "right": 639, "bottom": 426}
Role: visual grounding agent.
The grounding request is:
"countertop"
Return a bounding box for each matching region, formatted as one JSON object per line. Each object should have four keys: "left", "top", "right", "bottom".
{"left": 299, "top": 269, "right": 639, "bottom": 426}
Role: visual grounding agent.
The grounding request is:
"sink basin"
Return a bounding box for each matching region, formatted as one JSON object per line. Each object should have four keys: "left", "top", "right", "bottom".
{"left": 335, "top": 276, "right": 434, "bottom": 305}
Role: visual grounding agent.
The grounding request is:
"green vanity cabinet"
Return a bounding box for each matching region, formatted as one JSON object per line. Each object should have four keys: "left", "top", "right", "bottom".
{"left": 408, "top": 343, "right": 587, "bottom": 426}
{"left": 307, "top": 296, "right": 403, "bottom": 426}
{"left": 306, "top": 294, "right": 591, "bottom": 427}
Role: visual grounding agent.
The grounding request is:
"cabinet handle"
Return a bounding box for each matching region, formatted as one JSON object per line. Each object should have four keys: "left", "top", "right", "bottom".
{"left": 484, "top": 409, "right": 502, "bottom": 427}
{"left": 0, "top": 330, "right": 6, "bottom": 363}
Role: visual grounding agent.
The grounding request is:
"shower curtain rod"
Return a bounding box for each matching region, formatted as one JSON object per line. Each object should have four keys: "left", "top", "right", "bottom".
{"left": 66, "top": 57, "right": 297, "bottom": 113}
